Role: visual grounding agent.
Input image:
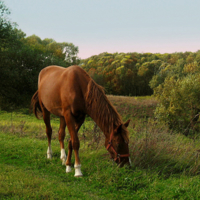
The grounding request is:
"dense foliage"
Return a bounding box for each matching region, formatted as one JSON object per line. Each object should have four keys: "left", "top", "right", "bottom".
{"left": 0, "top": 1, "right": 80, "bottom": 109}
{"left": 152, "top": 57, "right": 200, "bottom": 133}
{"left": 81, "top": 51, "right": 200, "bottom": 95}
{"left": 81, "top": 51, "right": 200, "bottom": 133}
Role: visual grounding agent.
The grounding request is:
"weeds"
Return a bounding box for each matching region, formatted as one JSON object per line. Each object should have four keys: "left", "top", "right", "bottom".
{"left": 129, "top": 119, "right": 200, "bottom": 176}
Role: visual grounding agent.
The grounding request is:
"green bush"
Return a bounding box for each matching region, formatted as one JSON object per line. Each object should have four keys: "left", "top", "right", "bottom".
{"left": 154, "top": 74, "right": 200, "bottom": 134}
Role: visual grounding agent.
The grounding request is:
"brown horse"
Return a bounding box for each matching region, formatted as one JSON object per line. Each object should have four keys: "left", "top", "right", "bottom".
{"left": 31, "top": 65, "right": 131, "bottom": 177}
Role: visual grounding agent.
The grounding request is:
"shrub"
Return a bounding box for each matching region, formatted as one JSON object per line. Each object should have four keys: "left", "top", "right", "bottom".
{"left": 154, "top": 74, "right": 200, "bottom": 134}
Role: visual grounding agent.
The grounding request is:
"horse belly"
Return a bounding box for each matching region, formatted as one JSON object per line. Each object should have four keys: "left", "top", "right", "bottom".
{"left": 45, "top": 99, "right": 62, "bottom": 116}
{"left": 40, "top": 85, "right": 63, "bottom": 116}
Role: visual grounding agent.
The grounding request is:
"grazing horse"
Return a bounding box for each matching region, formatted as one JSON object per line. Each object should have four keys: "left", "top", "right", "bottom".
{"left": 31, "top": 65, "right": 131, "bottom": 177}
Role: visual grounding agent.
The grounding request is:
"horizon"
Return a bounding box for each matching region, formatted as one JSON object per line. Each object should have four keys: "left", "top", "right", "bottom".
{"left": 4, "top": 0, "right": 200, "bottom": 59}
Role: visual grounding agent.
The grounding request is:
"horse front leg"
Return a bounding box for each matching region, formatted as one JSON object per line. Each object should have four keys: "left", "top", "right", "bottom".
{"left": 58, "top": 117, "right": 67, "bottom": 165}
{"left": 71, "top": 136, "right": 82, "bottom": 177}
{"left": 64, "top": 110, "right": 83, "bottom": 177}
{"left": 67, "top": 115, "right": 85, "bottom": 175}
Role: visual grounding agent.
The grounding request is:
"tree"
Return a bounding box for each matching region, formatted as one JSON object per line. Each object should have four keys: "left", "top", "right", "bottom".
{"left": 0, "top": 32, "right": 80, "bottom": 109}
{"left": 0, "top": 1, "right": 80, "bottom": 109}
{"left": 0, "top": 1, "right": 19, "bottom": 49}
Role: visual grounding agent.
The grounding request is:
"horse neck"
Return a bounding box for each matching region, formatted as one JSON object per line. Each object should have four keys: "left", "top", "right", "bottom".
{"left": 89, "top": 110, "right": 121, "bottom": 139}
{"left": 85, "top": 79, "right": 122, "bottom": 138}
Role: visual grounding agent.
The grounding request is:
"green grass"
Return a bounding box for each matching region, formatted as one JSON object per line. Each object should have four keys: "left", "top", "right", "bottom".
{"left": 1, "top": 97, "right": 200, "bottom": 199}
{"left": 1, "top": 131, "right": 200, "bottom": 199}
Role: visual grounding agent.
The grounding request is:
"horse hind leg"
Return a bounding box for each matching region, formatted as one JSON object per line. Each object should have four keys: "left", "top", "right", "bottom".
{"left": 58, "top": 117, "right": 67, "bottom": 165}
{"left": 66, "top": 139, "right": 73, "bottom": 173}
{"left": 73, "top": 116, "right": 85, "bottom": 176}
{"left": 43, "top": 108, "right": 53, "bottom": 159}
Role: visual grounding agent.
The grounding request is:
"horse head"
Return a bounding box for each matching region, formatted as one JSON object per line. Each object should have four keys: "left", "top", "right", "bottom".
{"left": 106, "top": 119, "right": 131, "bottom": 167}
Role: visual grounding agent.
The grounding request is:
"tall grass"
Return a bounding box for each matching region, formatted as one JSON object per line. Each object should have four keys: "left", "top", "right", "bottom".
{"left": 130, "top": 119, "right": 200, "bottom": 176}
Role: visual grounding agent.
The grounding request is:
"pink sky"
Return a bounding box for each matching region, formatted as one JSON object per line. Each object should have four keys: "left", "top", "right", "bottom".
{"left": 77, "top": 41, "right": 200, "bottom": 59}
{"left": 5, "top": 0, "right": 200, "bottom": 60}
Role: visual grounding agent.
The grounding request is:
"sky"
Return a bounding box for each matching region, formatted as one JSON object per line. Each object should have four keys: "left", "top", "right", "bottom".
{"left": 4, "top": 0, "right": 200, "bottom": 59}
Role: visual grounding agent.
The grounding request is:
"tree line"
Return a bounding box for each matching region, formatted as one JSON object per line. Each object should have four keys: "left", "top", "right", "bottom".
{"left": 80, "top": 51, "right": 200, "bottom": 95}
{"left": 1, "top": 1, "right": 200, "bottom": 134}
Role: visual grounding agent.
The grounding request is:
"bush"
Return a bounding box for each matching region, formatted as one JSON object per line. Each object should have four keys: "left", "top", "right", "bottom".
{"left": 154, "top": 74, "right": 200, "bottom": 134}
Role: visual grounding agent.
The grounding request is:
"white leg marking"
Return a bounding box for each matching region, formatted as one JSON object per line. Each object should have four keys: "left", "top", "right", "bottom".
{"left": 74, "top": 164, "right": 83, "bottom": 177}
{"left": 60, "top": 148, "right": 67, "bottom": 165}
{"left": 47, "top": 146, "right": 52, "bottom": 159}
{"left": 129, "top": 157, "right": 132, "bottom": 167}
{"left": 66, "top": 165, "right": 72, "bottom": 173}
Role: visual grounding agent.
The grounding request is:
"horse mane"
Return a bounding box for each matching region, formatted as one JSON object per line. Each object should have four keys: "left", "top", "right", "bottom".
{"left": 85, "top": 79, "right": 129, "bottom": 140}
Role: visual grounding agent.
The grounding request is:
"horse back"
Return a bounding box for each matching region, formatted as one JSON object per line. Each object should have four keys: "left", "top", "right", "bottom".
{"left": 38, "top": 65, "right": 90, "bottom": 117}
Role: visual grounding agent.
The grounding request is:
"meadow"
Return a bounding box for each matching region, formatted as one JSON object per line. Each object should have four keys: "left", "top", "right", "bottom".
{"left": 1, "top": 95, "right": 200, "bottom": 200}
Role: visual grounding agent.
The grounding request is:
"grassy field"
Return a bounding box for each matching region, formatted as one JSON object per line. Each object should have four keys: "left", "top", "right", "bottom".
{"left": 1, "top": 96, "right": 200, "bottom": 199}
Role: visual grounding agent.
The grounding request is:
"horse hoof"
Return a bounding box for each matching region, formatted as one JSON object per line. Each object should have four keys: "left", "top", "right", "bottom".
{"left": 60, "top": 149, "right": 66, "bottom": 165}
{"left": 62, "top": 161, "right": 66, "bottom": 166}
{"left": 47, "top": 154, "right": 52, "bottom": 159}
{"left": 61, "top": 158, "right": 66, "bottom": 165}
{"left": 66, "top": 165, "right": 72, "bottom": 173}
{"left": 74, "top": 174, "right": 83, "bottom": 178}
{"left": 74, "top": 164, "right": 83, "bottom": 177}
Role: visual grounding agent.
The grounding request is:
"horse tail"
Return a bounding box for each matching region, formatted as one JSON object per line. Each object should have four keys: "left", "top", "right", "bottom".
{"left": 31, "top": 90, "right": 42, "bottom": 119}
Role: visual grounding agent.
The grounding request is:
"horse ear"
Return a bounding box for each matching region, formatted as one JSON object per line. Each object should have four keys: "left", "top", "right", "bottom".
{"left": 114, "top": 124, "right": 123, "bottom": 135}
{"left": 124, "top": 119, "right": 130, "bottom": 127}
